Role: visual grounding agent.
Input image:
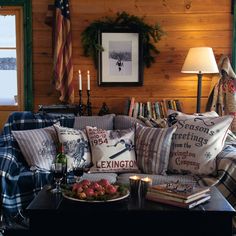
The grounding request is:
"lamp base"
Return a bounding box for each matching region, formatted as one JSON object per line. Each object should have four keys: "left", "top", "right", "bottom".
{"left": 196, "top": 73, "right": 202, "bottom": 113}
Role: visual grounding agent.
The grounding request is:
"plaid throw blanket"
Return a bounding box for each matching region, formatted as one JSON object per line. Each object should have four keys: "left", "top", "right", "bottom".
{"left": 0, "top": 112, "right": 74, "bottom": 218}
{"left": 197, "top": 135, "right": 236, "bottom": 210}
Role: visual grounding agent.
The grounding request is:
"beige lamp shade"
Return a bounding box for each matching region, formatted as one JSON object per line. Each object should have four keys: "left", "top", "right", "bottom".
{"left": 181, "top": 47, "right": 219, "bottom": 74}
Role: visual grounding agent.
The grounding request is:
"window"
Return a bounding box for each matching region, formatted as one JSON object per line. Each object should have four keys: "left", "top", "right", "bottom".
{"left": 0, "top": 0, "right": 32, "bottom": 111}
{"left": 0, "top": 10, "right": 22, "bottom": 108}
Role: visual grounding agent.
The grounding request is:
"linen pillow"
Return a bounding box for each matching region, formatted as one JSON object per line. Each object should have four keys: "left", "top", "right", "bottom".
{"left": 135, "top": 124, "right": 177, "bottom": 175}
{"left": 167, "top": 110, "right": 233, "bottom": 175}
{"left": 74, "top": 114, "right": 115, "bottom": 130}
{"left": 54, "top": 124, "right": 91, "bottom": 171}
{"left": 86, "top": 126, "right": 138, "bottom": 173}
{"left": 12, "top": 126, "right": 58, "bottom": 170}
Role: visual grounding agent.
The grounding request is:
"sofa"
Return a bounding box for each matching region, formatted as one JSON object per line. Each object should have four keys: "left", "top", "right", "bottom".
{"left": 1, "top": 111, "right": 236, "bottom": 228}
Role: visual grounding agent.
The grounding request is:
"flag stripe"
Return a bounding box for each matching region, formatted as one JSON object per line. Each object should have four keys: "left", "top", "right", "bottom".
{"left": 53, "top": 0, "right": 74, "bottom": 103}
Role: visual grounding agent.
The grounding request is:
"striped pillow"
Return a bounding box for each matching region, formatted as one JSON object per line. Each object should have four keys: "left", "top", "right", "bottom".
{"left": 12, "top": 126, "right": 58, "bottom": 170}
{"left": 135, "top": 124, "right": 177, "bottom": 175}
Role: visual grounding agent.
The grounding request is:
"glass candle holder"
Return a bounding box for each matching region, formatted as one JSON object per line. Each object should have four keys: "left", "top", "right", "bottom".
{"left": 129, "top": 175, "right": 141, "bottom": 199}
{"left": 140, "top": 177, "right": 153, "bottom": 199}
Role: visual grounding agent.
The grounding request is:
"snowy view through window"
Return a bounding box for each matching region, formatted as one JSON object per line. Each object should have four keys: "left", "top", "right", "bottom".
{"left": 0, "top": 15, "right": 17, "bottom": 105}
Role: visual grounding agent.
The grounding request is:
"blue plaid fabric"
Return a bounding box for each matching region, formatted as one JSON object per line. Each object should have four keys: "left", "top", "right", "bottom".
{"left": 0, "top": 111, "right": 74, "bottom": 217}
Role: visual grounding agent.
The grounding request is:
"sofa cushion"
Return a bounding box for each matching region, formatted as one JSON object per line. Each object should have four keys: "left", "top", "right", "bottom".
{"left": 86, "top": 126, "right": 139, "bottom": 173}
{"left": 117, "top": 172, "right": 198, "bottom": 186}
{"left": 12, "top": 125, "right": 58, "bottom": 171}
{"left": 114, "top": 115, "right": 145, "bottom": 130}
{"left": 167, "top": 110, "right": 233, "bottom": 175}
{"left": 135, "top": 124, "right": 177, "bottom": 175}
{"left": 74, "top": 114, "right": 115, "bottom": 130}
{"left": 54, "top": 124, "right": 91, "bottom": 171}
{"left": 80, "top": 172, "right": 117, "bottom": 184}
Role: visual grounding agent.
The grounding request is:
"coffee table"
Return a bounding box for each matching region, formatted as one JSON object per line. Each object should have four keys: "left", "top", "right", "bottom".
{"left": 26, "top": 185, "right": 235, "bottom": 236}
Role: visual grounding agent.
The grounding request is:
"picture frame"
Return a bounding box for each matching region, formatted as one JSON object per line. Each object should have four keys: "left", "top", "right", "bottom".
{"left": 98, "top": 29, "right": 143, "bottom": 86}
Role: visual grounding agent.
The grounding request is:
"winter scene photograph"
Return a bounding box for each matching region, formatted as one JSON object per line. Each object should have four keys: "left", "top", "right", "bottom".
{"left": 109, "top": 41, "right": 132, "bottom": 76}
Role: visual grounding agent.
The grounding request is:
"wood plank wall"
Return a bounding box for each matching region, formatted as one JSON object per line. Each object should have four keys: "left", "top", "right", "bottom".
{"left": 32, "top": 0, "right": 233, "bottom": 115}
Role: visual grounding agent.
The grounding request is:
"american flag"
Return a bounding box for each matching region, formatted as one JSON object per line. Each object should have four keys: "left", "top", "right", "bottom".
{"left": 52, "top": 0, "right": 74, "bottom": 103}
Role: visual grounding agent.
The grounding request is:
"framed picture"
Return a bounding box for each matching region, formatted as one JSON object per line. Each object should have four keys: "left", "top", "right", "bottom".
{"left": 98, "top": 29, "right": 143, "bottom": 86}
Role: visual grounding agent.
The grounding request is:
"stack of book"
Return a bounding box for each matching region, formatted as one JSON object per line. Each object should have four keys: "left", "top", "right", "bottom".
{"left": 146, "top": 183, "right": 211, "bottom": 209}
{"left": 124, "top": 97, "right": 183, "bottom": 119}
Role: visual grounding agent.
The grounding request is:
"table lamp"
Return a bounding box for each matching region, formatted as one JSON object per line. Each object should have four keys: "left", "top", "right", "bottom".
{"left": 181, "top": 47, "right": 219, "bottom": 113}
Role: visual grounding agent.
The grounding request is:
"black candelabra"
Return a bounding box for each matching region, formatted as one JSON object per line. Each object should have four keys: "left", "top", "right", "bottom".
{"left": 78, "top": 90, "right": 84, "bottom": 116}
{"left": 86, "top": 90, "right": 92, "bottom": 116}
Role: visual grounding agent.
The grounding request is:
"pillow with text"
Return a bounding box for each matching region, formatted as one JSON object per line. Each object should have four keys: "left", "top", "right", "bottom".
{"left": 86, "top": 126, "right": 138, "bottom": 173}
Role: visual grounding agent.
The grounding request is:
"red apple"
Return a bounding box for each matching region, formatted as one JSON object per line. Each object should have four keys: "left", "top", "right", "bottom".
{"left": 85, "top": 188, "right": 94, "bottom": 197}
{"left": 105, "top": 184, "right": 117, "bottom": 194}
{"left": 99, "top": 179, "right": 110, "bottom": 187}
{"left": 72, "top": 183, "right": 82, "bottom": 192}
{"left": 97, "top": 190, "right": 105, "bottom": 196}
{"left": 80, "top": 179, "right": 91, "bottom": 186}
{"left": 76, "top": 186, "right": 83, "bottom": 193}
{"left": 78, "top": 192, "right": 86, "bottom": 199}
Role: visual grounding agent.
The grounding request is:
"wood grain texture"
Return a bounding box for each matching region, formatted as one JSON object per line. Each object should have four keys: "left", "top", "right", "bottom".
{"left": 31, "top": 0, "right": 233, "bottom": 118}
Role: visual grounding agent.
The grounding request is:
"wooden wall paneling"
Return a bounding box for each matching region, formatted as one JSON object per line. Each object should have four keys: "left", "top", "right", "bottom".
{"left": 32, "top": 0, "right": 233, "bottom": 116}
{"left": 73, "top": 0, "right": 231, "bottom": 14}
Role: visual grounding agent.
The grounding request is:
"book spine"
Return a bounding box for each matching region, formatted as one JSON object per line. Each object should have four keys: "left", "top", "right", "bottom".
{"left": 154, "top": 102, "right": 161, "bottom": 119}
{"left": 152, "top": 102, "right": 157, "bottom": 120}
{"left": 146, "top": 192, "right": 211, "bottom": 209}
{"left": 149, "top": 187, "right": 210, "bottom": 200}
{"left": 146, "top": 193, "right": 189, "bottom": 208}
{"left": 123, "top": 98, "right": 131, "bottom": 115}
{"left": 133, "top": 102, "right": 139, "bottom": 118}
{"left": 139, "top": 102, "right": 143, "bottom": 117}
{"left": 128, "top": 97, "right": 135, "bottom": 117}
{"left": 175, "top": 99, "right": 182, "bottom": 112}
{"left": 146, "top": 101, "right": 152, "bottom": 119}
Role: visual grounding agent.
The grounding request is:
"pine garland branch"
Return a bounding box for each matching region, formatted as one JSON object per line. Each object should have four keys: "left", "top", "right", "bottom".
{"left": 81, "top": 11, "right": 165, "bottom": 69}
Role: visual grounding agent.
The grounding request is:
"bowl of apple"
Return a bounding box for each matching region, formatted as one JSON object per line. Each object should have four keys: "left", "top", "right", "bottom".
{"left": 62, "top": 179, "right": 129, "bottom": 202}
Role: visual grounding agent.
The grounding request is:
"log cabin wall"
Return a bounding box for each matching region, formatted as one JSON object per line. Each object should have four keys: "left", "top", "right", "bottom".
{"left": 32, "top": 0, "right": 233, "bottom": 115}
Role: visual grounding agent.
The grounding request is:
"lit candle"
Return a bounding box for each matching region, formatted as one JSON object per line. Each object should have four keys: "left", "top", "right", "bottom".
{"left": 129, "top": 175, "right": 141, "bottom": 199}
{"left": 129, "top": 175, "right": 140, "bottom": 181}
{"left": 141, "top": 177, "right": 152, "bottom": 186}
{"left": 78, "top": 70, "right": 82, "bottom": 91}
{"left": 87, "top": 70, "right": 90, "bottom": 90}
{"left": 140, "top": 177, "right": 153, "bottom": 198}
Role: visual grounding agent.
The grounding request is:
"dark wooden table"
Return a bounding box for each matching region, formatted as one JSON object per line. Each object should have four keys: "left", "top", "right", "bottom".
{"left": 26, "top": 185, "right": 235, "bottom": 236}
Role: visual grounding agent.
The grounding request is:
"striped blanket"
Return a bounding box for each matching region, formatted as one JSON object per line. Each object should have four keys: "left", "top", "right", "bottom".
{"left": 1, "top": 112, "right": 236, "bottom": 224}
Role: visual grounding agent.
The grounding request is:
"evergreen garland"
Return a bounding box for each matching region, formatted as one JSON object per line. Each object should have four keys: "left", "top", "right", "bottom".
{"left": 81, "top": 12, "right": 164, "bottom": 68}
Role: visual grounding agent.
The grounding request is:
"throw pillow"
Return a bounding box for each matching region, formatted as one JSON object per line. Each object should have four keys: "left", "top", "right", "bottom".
{"left": 54, "top": 124, "right": 91, "bottom": 171}
{"left": 73, "top": 114, "right": 115, "bottom": 130}
{"left": 86, "top": 126, "right": 139, "bottom": 173}
{"left": 135, "top": 124, "right": 177, "bottom": 175}
{"left": 167, "top": 110, "right": 233, "bottom": 175}
{"left": 12, "top": 126, "right": 58, "bottom": 170}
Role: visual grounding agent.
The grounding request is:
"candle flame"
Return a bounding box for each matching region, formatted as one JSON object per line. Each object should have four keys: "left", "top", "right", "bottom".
{"left": 129, "top": 175, "right": 140, "bottom": 180}
{"left": 141, "top": 177, "right": 152, "bottom": 182}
